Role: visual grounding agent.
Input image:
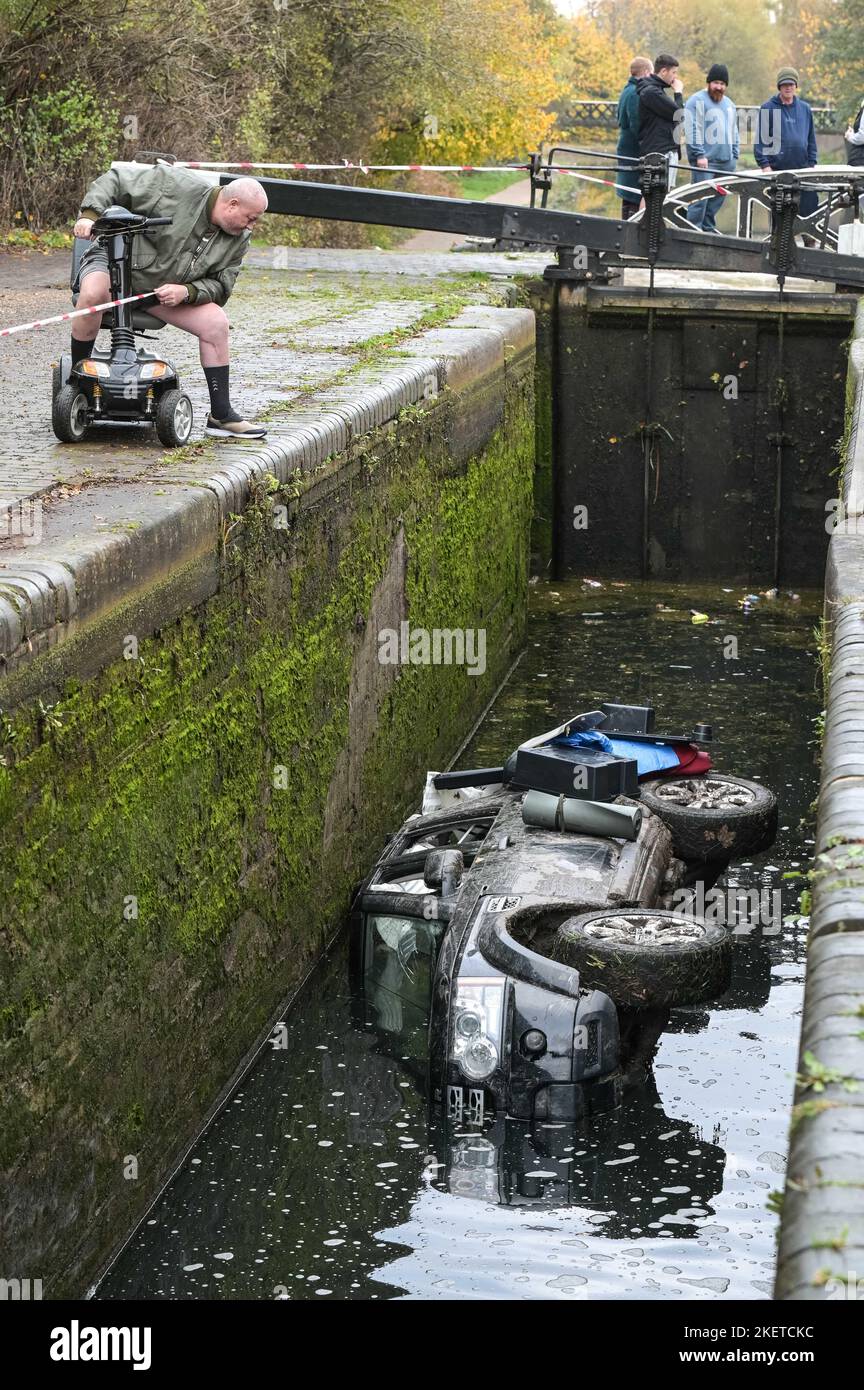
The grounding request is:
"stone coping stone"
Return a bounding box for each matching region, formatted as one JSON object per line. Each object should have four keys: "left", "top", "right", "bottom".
{"left": 776, "top": 297, "right": 864, "bottom": 1298}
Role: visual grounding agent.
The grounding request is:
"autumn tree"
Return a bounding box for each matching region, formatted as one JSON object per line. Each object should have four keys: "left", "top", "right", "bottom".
{"left": 0, "top": 0, "right": 575, "bottom": 227}
{"left": 564, "top": 12, "right": 633, "bottom": 100}
{"left": 803, "top": 0, "right": 864, "bottom": 120}
{"left": 375, "top": 0, "right": 565, "bottom": 164}
{"left": 587, "top": 0, "right": 781, "bottom": 103}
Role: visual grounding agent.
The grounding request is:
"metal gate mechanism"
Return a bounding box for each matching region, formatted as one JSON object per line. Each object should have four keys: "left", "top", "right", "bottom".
{"left": 237, "top": 153, "right": 864, "bottom": 292}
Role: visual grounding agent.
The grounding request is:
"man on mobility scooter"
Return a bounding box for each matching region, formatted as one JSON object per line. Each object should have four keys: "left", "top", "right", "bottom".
{"left": 71, "top": 161, "right": 268, "bottom": 439}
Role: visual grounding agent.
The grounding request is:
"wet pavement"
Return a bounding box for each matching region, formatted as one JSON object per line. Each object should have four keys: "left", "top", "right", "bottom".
{"left": 96, "top": 579, "right": 819, "bottom": 1301}
{"left": 0, "top": 246, "right": 547, "bottom": 520}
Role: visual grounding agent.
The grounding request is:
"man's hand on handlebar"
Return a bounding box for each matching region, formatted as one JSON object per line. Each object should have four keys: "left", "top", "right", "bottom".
{"left": 152, "top": 283, "right": 190, "bottom": 307}
{"left": 73, "top": 217, "right": 95, "bottom": 239}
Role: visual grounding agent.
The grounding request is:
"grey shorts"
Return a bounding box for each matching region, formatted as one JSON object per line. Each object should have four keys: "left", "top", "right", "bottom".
{"left": 72, "top": 244, "right": 110, "bottom": 294}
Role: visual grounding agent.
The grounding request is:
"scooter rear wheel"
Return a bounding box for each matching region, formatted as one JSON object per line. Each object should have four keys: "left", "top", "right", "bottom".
{"left": 155, "top": 389, "right": 194, "bottom": 448}
{"left": 52, "top": 384, "right": 89, "bottom": 442}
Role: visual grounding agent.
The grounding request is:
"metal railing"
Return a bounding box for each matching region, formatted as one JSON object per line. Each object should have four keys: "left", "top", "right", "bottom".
{"left": 563, "top": 99, "right": 840, "bottom": 135}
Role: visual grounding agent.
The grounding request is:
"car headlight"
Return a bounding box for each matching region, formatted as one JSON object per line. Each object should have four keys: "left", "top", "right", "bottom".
{"left": 80, "top": 359, "right": 109, "bottom": 378}
{"left": 451, "top": 977, "right": 505, "bottom": 1082}
{"left": 139, "top": 362, "right": 168, "bottom": 380}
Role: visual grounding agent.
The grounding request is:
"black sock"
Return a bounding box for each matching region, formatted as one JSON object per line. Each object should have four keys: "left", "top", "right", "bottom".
{"left": 71, "top": 335, "right": 95, "bottom": 365}
{"left": 204, "top": 365, "right": 240, "bottom": 421}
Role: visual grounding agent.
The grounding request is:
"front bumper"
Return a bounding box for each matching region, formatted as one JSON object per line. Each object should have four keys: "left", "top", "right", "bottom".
{"left": 433, "top": 901, "right": 623, "bottom": 1122}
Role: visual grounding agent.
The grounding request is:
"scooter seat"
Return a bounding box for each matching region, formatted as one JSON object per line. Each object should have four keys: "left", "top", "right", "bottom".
{"left": 135, "top": 309, "right": 164, "bottom": 330}
{"left": 71, "top": 237, "right": 165, "bottom": 332}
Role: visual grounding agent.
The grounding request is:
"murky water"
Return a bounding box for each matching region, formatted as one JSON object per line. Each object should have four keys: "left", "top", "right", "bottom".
{"left": 97, "top": 580, "right": 820, "bottom": 1301}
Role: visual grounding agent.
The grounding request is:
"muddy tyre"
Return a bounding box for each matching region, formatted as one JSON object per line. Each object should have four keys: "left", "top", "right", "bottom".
{"left": 555, "top": 909, "right": 731, "bottom": 1009}
{"left": 639, "top": 773, "right": 777, "bottom": 864}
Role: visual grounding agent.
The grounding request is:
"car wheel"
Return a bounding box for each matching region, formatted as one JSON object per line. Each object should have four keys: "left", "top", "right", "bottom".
{"left": 639, "top": 773, "right": 777, "bottom": 863}
{"left": 155, "top": 389, "right": 194, "bottom": 448}
{"left": 52, "top": 384, "right": 89, "bottom": 442}
{"left": 555, "top": 908, "right": 731, "bottom": 1009}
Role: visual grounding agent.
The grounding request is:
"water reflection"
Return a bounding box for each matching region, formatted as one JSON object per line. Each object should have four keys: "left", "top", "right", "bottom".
{"left": 432, "top": 1084, "right": 726, "bottom": 1227}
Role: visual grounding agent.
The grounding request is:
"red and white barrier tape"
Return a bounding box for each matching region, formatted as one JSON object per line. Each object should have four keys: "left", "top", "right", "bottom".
{"left": 179, "top": 160, "right": 531, "bottom": 173}
{"left": 0, "top": 167, "right": 741, "bottom": 341}
{"left": 559, "top": 169, "right": 637, "bottom": 196}
{"left": 0, "top": 291, "right": 156, "bottom": 339}
{"left": 166, "top": 158, "right": 734, "bottom": 191}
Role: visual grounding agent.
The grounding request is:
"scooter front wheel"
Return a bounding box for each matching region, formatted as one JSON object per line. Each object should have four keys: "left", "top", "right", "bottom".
{"left": 52, "top": 384, "right": 89, "bottom": 443}
{"left": 155, "top": 389, "right": 194, "bottom": 448}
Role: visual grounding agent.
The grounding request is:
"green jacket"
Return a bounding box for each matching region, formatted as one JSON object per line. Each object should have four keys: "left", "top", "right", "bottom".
{"left": 78, "top": 163, "right": 251, "bottom": 305}
{"left": 616, "top": 77, "right": 642, "bottom": 199}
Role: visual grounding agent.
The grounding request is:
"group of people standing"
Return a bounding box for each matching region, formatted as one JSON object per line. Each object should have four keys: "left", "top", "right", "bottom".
{"left": 615, "top": 53, "right": 860, "bottom": 233}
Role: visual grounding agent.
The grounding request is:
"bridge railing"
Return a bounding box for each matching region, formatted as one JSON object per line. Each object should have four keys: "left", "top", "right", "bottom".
{"left": 561, "top": 99, "right": 840, "bottom": 136}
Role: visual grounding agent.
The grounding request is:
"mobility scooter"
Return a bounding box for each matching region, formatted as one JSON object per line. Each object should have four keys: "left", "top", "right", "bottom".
{"left": 52, "top": 205, "right": 193, "bottom": 448}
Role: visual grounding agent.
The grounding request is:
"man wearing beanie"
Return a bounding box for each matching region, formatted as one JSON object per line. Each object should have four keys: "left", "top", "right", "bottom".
{"left": 754, "top": 68, "right": 819, "bottom": 223}
{"left": 684, "top": 64, "right": 739, "bottom": 232}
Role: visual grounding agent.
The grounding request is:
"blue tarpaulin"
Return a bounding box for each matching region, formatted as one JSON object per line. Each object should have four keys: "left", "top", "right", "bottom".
{"left": 551, "top": 729, "right": 679, "bottom": 777}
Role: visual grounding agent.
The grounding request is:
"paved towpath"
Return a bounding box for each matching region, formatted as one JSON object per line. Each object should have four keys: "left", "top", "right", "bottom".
{"left": 0, "top": 247, "right": 548, "bottom": 535}
{"left": 400, "top": 176, "right": 534, "bottom": 252}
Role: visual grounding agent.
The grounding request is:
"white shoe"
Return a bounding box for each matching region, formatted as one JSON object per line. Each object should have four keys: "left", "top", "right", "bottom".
{"left": 205, "top": 414, "right": 267, "bottom": 439}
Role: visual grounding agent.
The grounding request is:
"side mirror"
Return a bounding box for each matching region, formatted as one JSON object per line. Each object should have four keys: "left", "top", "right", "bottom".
{"left": 424, "top": 848, "right": 465, "bottom": 897}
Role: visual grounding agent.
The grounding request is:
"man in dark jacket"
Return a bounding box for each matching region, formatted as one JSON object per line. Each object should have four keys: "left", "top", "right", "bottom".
{"left": 617, "top": 56, "right": 653, "bottom": 218}
{"left": 754, "top": 68, "right": 819, "bottom": 220}
{"left": 845, "top": 96, "right": 864, "bottom": 168}
{"left": 638, "top": 54, "right": 685, "bottom": 188}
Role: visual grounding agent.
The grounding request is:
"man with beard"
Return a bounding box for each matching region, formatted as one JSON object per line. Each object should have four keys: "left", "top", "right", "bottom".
{"left": 684, "top": 64, "right": 739, "bottom": 232}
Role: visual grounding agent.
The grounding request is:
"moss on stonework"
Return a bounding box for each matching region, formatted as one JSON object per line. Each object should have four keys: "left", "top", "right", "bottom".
{"left": 0, "top": 368, "right": 534, "bottom": 1295}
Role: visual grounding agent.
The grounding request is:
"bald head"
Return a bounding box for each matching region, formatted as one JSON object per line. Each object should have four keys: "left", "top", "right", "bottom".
{"left": 213, "top": 177, "right": 268, "bottom": 235}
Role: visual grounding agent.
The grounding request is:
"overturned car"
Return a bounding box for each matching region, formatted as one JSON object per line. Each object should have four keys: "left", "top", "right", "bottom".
{"left": 350, "top": 705, "right": 777, "bottom": 1127}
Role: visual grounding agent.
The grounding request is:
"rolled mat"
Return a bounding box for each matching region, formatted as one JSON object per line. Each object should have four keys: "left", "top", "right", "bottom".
{"left": 522, "top": 789, "right": 642, "bottom": 841}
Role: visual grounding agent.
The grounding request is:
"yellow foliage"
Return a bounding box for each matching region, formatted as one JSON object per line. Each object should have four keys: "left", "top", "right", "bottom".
{"left": 566, "top": 13, "right": 636, "bottom": 100}
{"left": 375, "top": 0, "right": 565, "bottom": 163}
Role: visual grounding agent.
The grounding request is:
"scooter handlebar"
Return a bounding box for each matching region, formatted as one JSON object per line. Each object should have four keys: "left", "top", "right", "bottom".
{"left": 143, "top": 216, "right": 173, "bottom": 227}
